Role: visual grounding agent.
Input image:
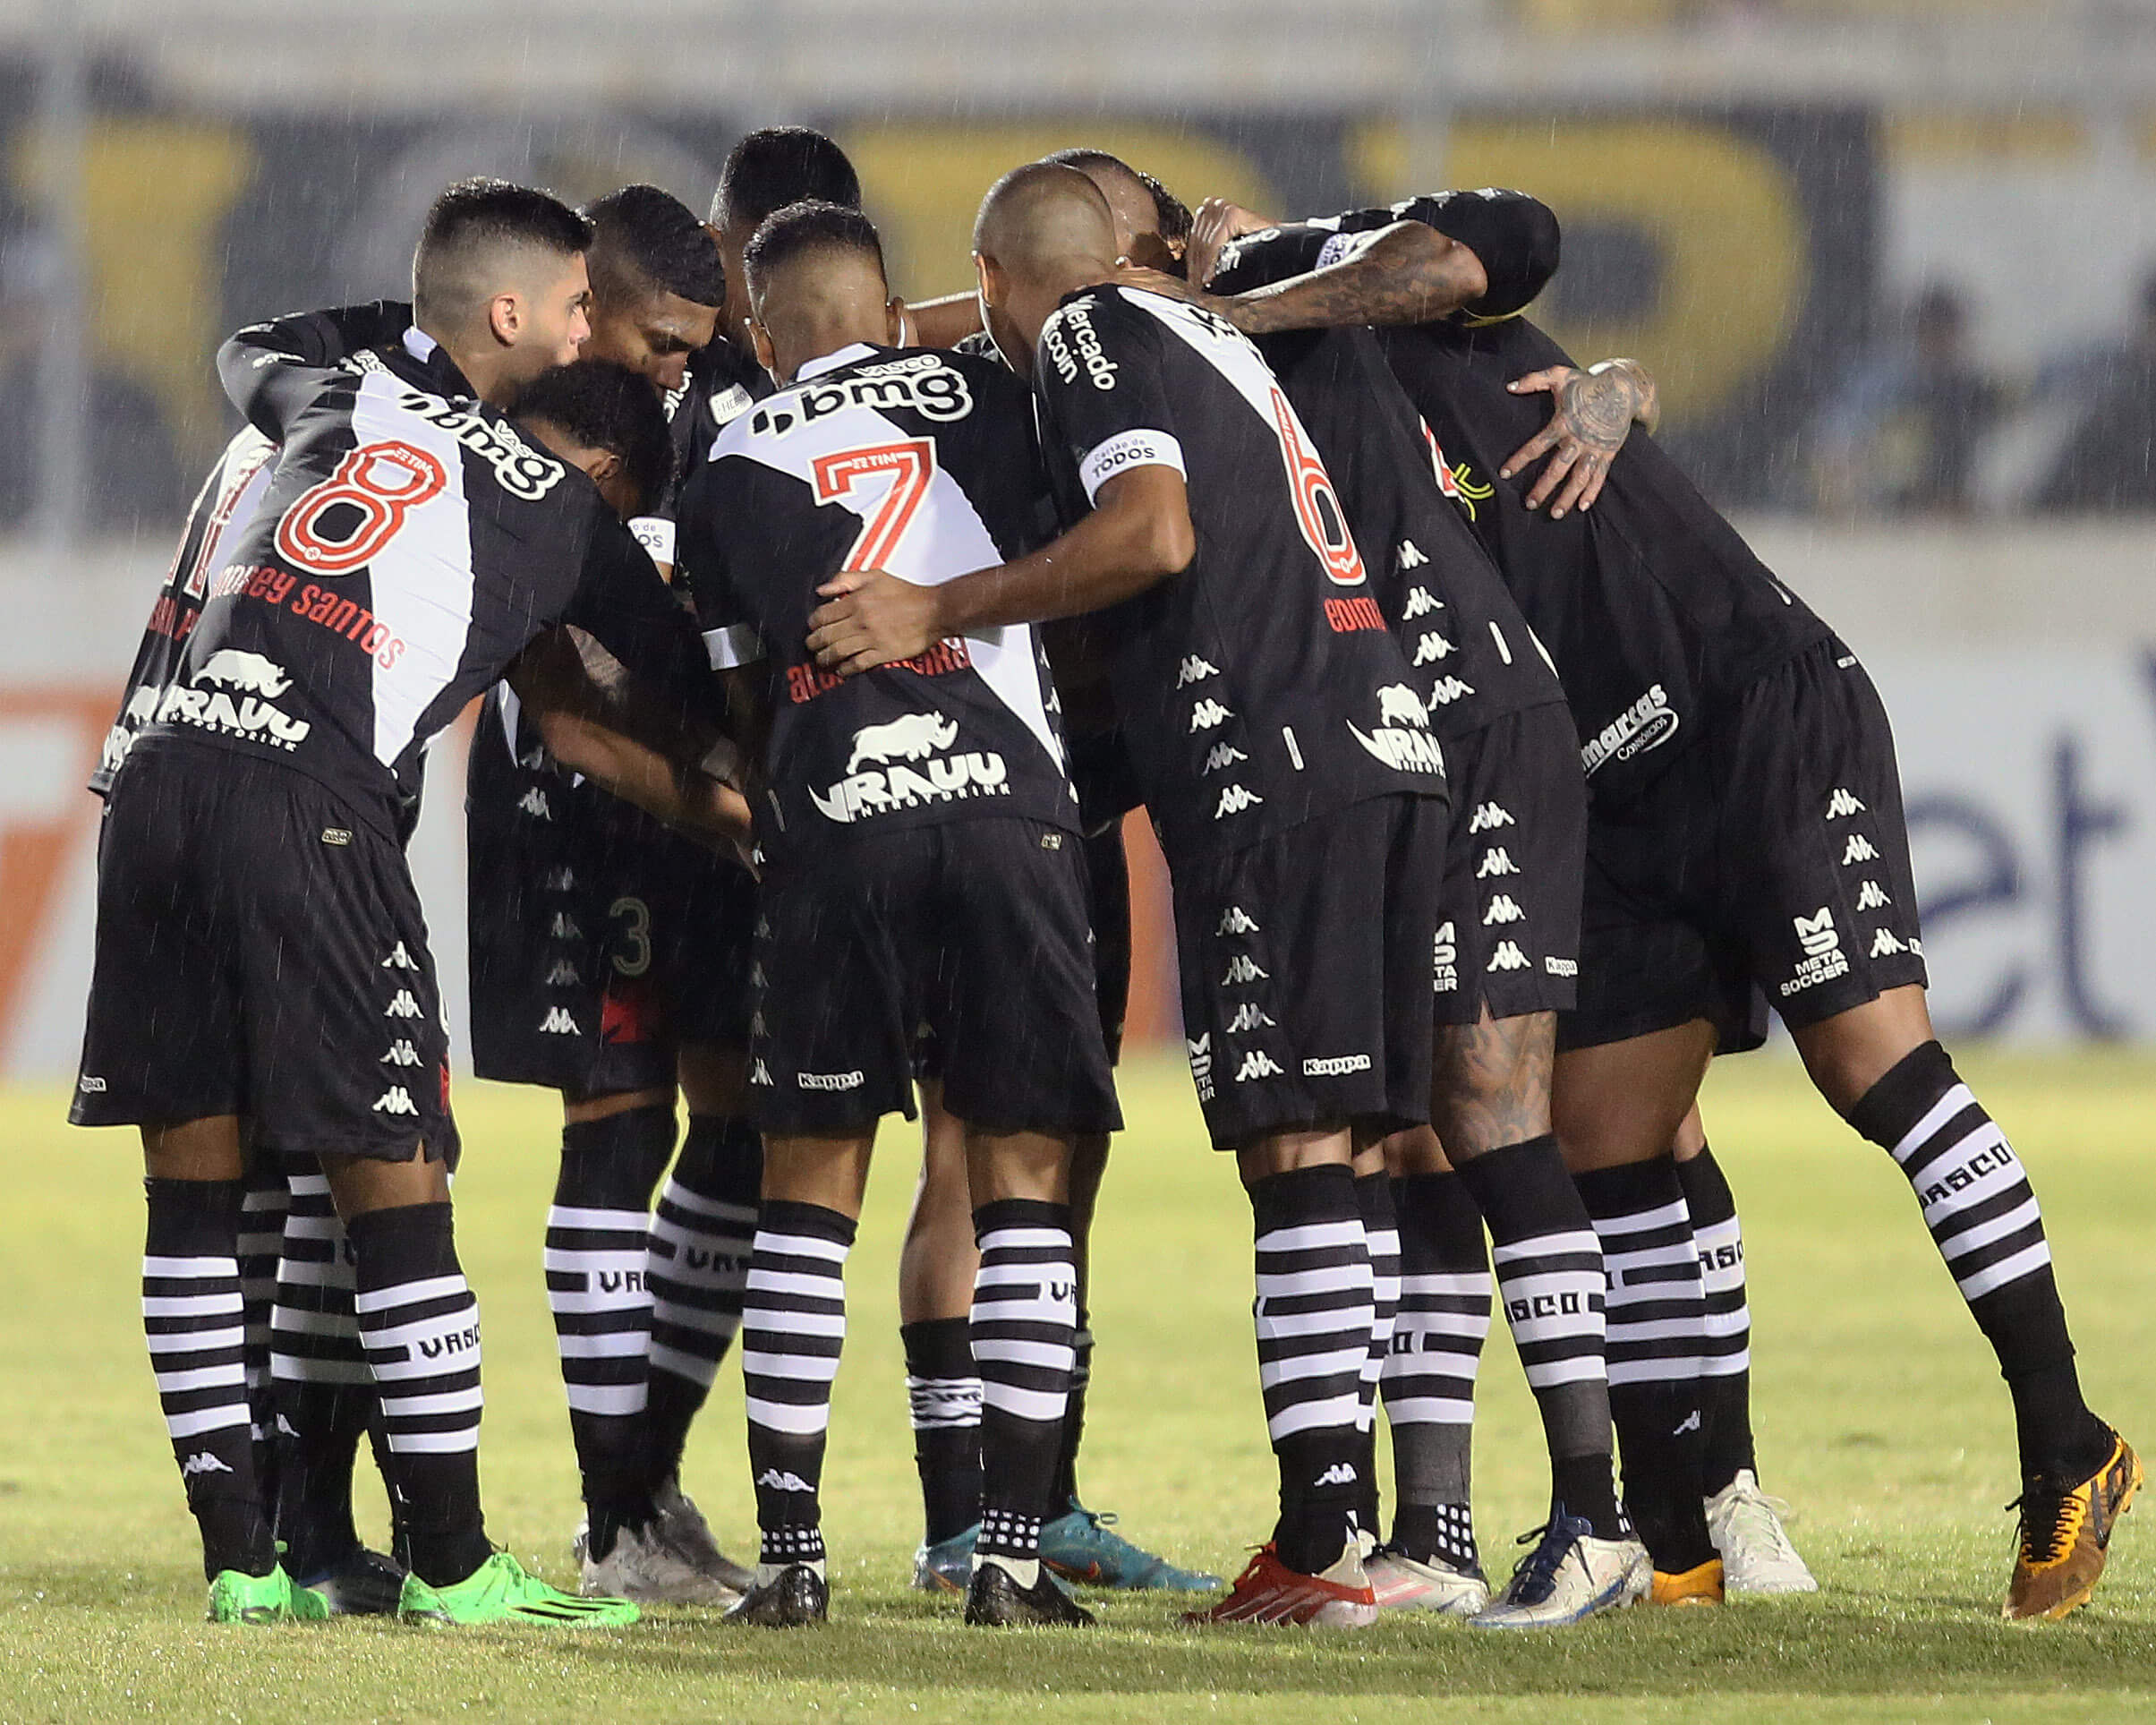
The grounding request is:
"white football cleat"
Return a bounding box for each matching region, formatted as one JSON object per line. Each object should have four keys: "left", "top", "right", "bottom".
{"left": 573, "top": 1515, "right": 741, "bottom": 1607}
{"left": 1470, "top": 1511, "right": 1649, "bottom": 1629}
{"left": 652, "top": 1477, "right": 756, "bottom": 1595}
{"left": 1366, "top": 1547, "right": 1490, "bottom": 1618}
{"left": 1706, "top": 1471, "right": 1818, "bottom": 1595}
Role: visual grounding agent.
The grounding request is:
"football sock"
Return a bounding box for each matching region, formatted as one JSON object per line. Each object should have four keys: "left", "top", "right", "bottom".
{"left": 347, "top": 1201, "right": 490, "bottom": 1587}
{"left": 971, "top": 1200, "right": 1078, "bottom": 1588}
{"left": 902, "top": 1317, "right": 984, "bottom": 1544}
{"left": 643, "top": 1114, "right": 760, "bottom": 1487}
{"left": 1675, "top": 1143, "right": 1759, "bottom": 1492}
{"left": 1248, "top": 1165, "right": 1375, "bottom": 1576}
{"left": 1385, "top": 1172, "right": 1489, "bottom": 1573}
{"left": 743, "top": 1200, "right": 854, "bottom": 1573}
{"left": 270, "top": 1170, "right": 373, "bottom": 1577}
{"left": 545, "top": 1103, "right": 675, "bottom": 1552}
{"left": 236, "top": 1166, "right": 288, "bottom": 1497}
{"left": 1049, "top": 1309, "right": 1092, "bottom": 1509}
{"left": 143, "top": 1177, "right": 276, "bottom": 1580}
{"left": 1576, "top": 1158, "right": 1717, "bottom": 1574}
{"left": 1452, "top": 1136, "right": 1624, "bottom": 1538}
{"left": 1846, "top": 1041, "right": 2110, "bottom": 1483}
{"left": 1353, "top": 1171, "right": 1401, "bottom": 1539}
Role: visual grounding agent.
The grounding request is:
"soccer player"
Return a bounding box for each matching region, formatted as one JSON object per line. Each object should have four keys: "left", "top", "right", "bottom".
{"left": 677, "top": 200, "right": 1120, "bottom": 1629}
{"left": 1186, "top": 189, "right": 2138, "bottom": 1621}
{"left": 73, "top": 178, "right": 744, "bottom": 1627}
{"left": 808, "top": 164, "right": 1452, "bottom": 1629}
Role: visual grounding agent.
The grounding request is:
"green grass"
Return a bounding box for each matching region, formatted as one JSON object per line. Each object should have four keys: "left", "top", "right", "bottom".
{"left": 3, "top": 1050, "right": 2153, "bottom": 1721}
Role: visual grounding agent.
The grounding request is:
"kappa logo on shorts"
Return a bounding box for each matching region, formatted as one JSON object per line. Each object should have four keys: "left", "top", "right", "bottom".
{"left": 550, "top": 913, "right": 582, "bottom": 940}
{"left": 1476, "top": 848, "right": 1520, "bottom": 879}
{"left": 1546, "top": 956, "right": 1578, "bottom": 977}
{"left": 542, "top": 867, "right": 575, "bottom": 892}
{"left": 752, "top": 1059, "right": 773, "bottom": 1087}
{"left": 1351, "top": 684, "right": 1446, "bottom": 774}
{"left": 1222, "top": 954, "right": 1269, "bottom": 986}
{"left": 380, "top": 1040, "right": 422, "bottom": 1067}
{"left": 1487, "top": 941, "right": 1530, "bottom": 972}
{"left": 77, "top": 1074, "right": 106, "bottom": 1093}
{"left": 517, "top": 787, "right": 552, "bottom": 820}
{"left": 384, "top": 989, "right": 422, "bottom": 1020}
{"left": 1202, "top": 743, "right": 1248, "bottom": 773}
{"left": 1581, "top": 684, "right": 1680, "bottom": 778}
{"left": 1469, "top": 802, "right": 1514, "bottom": 833}
{"left": 1856, "top": 880, "right": 1893, "bottom": 911}
{"left": 1426, "top": 676, "right": 1475, "bottom": 705}
{"left": 1187, "top": 1033, "right": 1214, "bottom": 1100}
{"left": 1214, "top": 784, "right": 1265, "bottom": 818}
{"left": 1217, "top": 906, "right": 1262, "bottom": 935}
{"left": 1433, "top": 920, "right": 1459, "bottom": 994}
{"left": 798, "top": 1069, "right": 866, "bottom": 1091}
{"left": 1870, "top": 928, "right": 1908, "bottom": 958}
{"left": 1234, "top": 1050, "right": 1284, "bottom": 1083}
{"left": 320, "top": 827, "right": 351, "bottom": 847}
{"left": 371, "top": 1087, "right": 419, "bottom": 1116}
{"left": 1302, "top": 1054, "right": 1372, "bottom": 1077}
{"left": 543, "top": 960, "right": 581, "bottom": 986}
{"left": 1483, "top": 894, "right": 1525, "bottom": 925}
{"left": 1412, "top": 633, "right": 1455, "bottom": 666}
{"left": 1783, "top": 908, "right": 1851, "bottom": 997}
{"left": 1190, "top": 698, "right": 1234, "bottom": 731}
{"left": 1842, "top": 834, "right": 1881, "bottom": 866}
{"left": 381, "top": 943, "right": 418, "bottom": 970}
{"left": 1403, "top": 586, "right": 1440, "bottom": 619}
{"left": 538, "top": 1007, "right": 580, "bottom": 1035}
{"left": 1177, "top": 655, "right": 1220, "bottom": 687}
{"left": 1826, "top": 788, "right": 1867, "bottom": 820}
{"left": 1397, "top": 540, "right": 1428, "bottom": 570}
{"left": 1225, "top": 1003, "right": 1277, "bottom": 1033}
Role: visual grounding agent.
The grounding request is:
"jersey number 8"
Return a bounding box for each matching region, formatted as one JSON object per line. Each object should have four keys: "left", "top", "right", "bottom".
{"left": 275, "top": 441, "right": 449, "bottom": 576}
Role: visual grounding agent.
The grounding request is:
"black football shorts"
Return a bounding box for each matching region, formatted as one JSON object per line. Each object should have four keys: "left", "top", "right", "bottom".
{"left": 1432, "top": 702, "right": 1585, "bottom": 1026}
{"left": 1562, "top": 635, "right": 1928, "bottom": 1055}
{"left": 73, "top": 744, "right": 458, "bottom": 1163}
{"left": 1173, "top": 794, "right": 1444, "bottom": 1149}
{"left": 1085, "top": 820, "right": 1133, "bottom": 1068}
{"left": 748, "top": 816, "right": 1121, "bottom": 1140}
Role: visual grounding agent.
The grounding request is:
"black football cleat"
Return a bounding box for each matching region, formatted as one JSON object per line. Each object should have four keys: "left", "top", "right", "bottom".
{"left": 721, "top": 1564, "right": 829, "bottom": 1627}
{"left": 295, "top": 1545, "right": 407, "bottom": 1617}
{"left": 963, "top": 1560, "right": 1096, "bottom": 1627}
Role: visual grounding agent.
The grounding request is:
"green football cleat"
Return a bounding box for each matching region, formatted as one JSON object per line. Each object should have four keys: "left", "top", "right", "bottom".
{"left": 206, "top": 1564, "right": 329, "bottom": 1625}
{"left": 397, "top": 1552, "right": 640, "bottom": 1627}
{"left": 1040, "top": 1499, "right": 1221, "bottom": 1593}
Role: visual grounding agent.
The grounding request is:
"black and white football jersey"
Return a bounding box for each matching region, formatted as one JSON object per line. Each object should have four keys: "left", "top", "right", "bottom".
{"left": 677, "top": 342, "right": 1078, "bottom": 862}
{"left": 626, "top": 331, "right": 770, "bottom": 570}
{"left": 1029, "top": 285, "right": 1447, "bottom": 867}
{"left": 92, "top": 426, "right": 280, "bottom": 797}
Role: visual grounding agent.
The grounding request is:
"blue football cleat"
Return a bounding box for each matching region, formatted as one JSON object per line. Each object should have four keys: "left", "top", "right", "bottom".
{"left": 1040, "top": 1499, "right": 1221, "bottom": 1593}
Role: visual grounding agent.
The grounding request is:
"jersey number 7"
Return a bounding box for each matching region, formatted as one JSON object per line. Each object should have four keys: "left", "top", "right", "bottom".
{"left": 812, "top": 439, "right": 936, "bottom": 571}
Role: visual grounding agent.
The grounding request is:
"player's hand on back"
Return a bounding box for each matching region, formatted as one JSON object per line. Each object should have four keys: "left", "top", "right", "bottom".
{"left": 1187, "top": 197, "right": 1276, "bottom": 289}
{"left": 807, "top": 570, "right": 938, "bottom": 677}
{"left": 1500, "top": 359, "right": 1659, "bottom": 518}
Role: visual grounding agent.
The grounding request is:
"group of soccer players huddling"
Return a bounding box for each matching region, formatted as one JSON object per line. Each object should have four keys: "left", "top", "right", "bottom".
{"left": 75, "top": 124, "right": 2137, "bottom": 1635}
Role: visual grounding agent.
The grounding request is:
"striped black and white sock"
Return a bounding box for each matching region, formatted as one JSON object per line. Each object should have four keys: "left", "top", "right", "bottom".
{"left": 1248, "top": 1164, "right": 1374, "bottom": 1576}
{"left": 1385, "top": 1172, "right": 1490, "bottom": 1574}
{"left": 237, "top": 1166, "right": 289, "bottom": 1490}
{"left": 546, "top": 1105, "right": 675, "bottom": 1541}
{"left": 643, "top": 1115, "right": 761, "bottom": 1486}
{"left": 1576, "top": 1158, "right": 1715, "bottom": 1574}
{"left": 348, "top": 1201, "right": 490, "bottom": 1587}
{"left": 971, "top": 1200, "right": 1078, "bottom": 1587}
{"left": 269, "top": 1168, "right": 373, "bottom": 1577}
{"left": 1452, "top": 1136, "right": 1623, "bottom": 1537}
{"left": 1049, "top": 1311, "right": 1091, "bottom": 1512}
{"left": 1675, "top": 1144, "right": 1758, "bottom": 1493}
{"left": 1847, "top": 1041, "right": 2110, "bottom": 1482}
{"left": 743, "top": 1200, "right": 854, "bottom": 1576}
{"left": 1353, "top": 1172, "right": 1401, "bottom": 1539}
{"left": 902, "top": 1317, "right": 983, "bottom": 1545}
{"left": 143, "top": 1177, "right": 275, "bottom": 1580}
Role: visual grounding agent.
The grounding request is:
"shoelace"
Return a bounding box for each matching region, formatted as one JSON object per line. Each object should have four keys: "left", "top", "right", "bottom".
{"left": 1503, "top": 1522, "right": 1570, "bottom": 1601}
{"left": 1719, "top": 1485, "right": 1804, "bottom": 1559}
{"left": 2006, "top": 1484, "right": 2077, "bottom": 1568}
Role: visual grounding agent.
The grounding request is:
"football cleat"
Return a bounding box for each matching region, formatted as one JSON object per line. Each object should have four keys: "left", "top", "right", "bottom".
{"left": 1041, "top": 1500, "right": 1222, "bottom": 1593}
{"left": 1365, "top": 1546, "right": 1490, "bottom": 1618}
{"left": 1705, "top": 1471, "right": 1819, "bottom": 1595}
{"left": 722, "top": 1563, "right": 829, "bottom": 1627}
{"left": 2004, "top": 1429, "right": 2142, "bottom": 1622}
{"left": 206, "top": 1564, "right": 328, "bottom": 1625}
{"left": 1649, "top": 1558, "right": 1725, "bottom": 1607}
{"left": 295, "top": 1545, "right": 405, "bottom": 1616}
{"left": 398, "top": 1552, "right": 639, "bottom": 1627}
{"left": 912, "top": 1524, "right": 977, "bottom": 1593}
{"left": 1180, "top": 1542, "right": 1378, "bottom": 1628}
{"left": 1470, "top": 1509, "right": 1650, "bottom": 1629}
{"left": 574, "top": 1515, "right": 739, "bottom": 1607}
{"left": 964, "top": 1560, "right": 1096, "bottom": 1627}
{"left": 652, "top": 1477, "right": 755, "bottom": 1595}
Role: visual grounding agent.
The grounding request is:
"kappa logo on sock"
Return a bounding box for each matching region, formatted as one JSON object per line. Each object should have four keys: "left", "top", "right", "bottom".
{"left": 180, "top": 1451, "right": 234, "bottom": 1479}
{"left": 1672, "top": 1409, "right": 1702, "bottom": 1438}
{"left": 1311, "top": 1462, "right": 1359, "bottom": 1489}
{"left": 756, "top": 1468, "right": 814, "bottom": 1493}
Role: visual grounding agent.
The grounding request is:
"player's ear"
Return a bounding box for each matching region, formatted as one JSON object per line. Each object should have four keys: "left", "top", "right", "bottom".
{"left": 486, "top": 291, "right": 522, "bottom": 348}
{"left": 748, "top": 316, "right": 777, "bottom": 378}
{"left": 972, "top": 252, "right": 999, "bottom": 308}
{"left": 887, "top": 296, "right": 909, "bottom": 346}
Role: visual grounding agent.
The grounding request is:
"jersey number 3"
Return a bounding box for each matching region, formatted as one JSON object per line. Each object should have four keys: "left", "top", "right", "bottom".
{"left": 276, "top": 441, "right": 449, "bottom": 576}
{"left": 812, "top": 439, "right": 936, "bottom": 571}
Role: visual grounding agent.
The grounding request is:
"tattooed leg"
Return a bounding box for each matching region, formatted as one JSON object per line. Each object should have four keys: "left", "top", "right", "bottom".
{"left": 1429, "top": 1006, "right": 1555, "bottom": 1165}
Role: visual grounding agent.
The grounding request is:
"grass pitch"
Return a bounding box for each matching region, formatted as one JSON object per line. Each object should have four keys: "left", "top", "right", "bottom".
{"left": 3, "top": 1049, "right": 2153, "bottom": 1722}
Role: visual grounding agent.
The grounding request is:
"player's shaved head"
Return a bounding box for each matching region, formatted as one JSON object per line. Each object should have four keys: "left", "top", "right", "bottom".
{"left": 745, "top": 201, "right": 901, "bottom": 384}
{"left": 1038, "top": 149, "right": 1189, "bottom": 274}
{"left": 972, "top": 164, "right": 1120, "bottom": 380}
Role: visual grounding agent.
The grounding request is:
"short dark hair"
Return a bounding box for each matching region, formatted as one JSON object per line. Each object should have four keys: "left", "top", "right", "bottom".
{"left": 413, "top": 177, "right": 592, "bottom": 328}
{"left": 513, "top": 359, "right": 675, "bottom": 517}
{"left": 1041, "top": 147, "right": 1188, "bottom": 243}
{"left": 744, "top": 200, "right": 886, "bottom": 295}
{"left": 582, "top": 184, "right": 724, "bottom": 308}
{"left": 715, "top": 127, "right": 862, "bottom": 232}
{"left": 1138, "top": 171, "right": 1192, "bottom": 245}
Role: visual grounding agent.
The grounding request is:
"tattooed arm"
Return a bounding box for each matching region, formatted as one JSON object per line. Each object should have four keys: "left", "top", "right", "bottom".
{"left": 1198, "top": 218, "right": 1490, "bottom": 337}
{"left": 1499, "top": 358, "right": 1660, "bottom": 517}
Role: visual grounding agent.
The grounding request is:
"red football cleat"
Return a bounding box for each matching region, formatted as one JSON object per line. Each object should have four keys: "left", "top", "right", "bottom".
{"left": 1180, "top": 1543, "right": 1379, "bottom": 1628}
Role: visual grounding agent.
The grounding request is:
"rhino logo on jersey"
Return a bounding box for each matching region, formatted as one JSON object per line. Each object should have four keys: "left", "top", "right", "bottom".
{"left": 195, "top": 650, "right": 292, "bottom": 699}
{"left": 124, "top": 686, "right": 162, "bottom": 724}
{"left": 1376, "top": 685, "right": 1430, "bottom": 730}
{"left": 846, "top": 712, "right": 959, "bottom": 773}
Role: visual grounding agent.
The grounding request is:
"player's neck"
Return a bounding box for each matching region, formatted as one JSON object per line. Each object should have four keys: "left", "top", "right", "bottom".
{"left": 772, "top": 318, "right": 886, "bottom": 386}
{"left": 417, "top": 318, "right": 516, "bottom": 409}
